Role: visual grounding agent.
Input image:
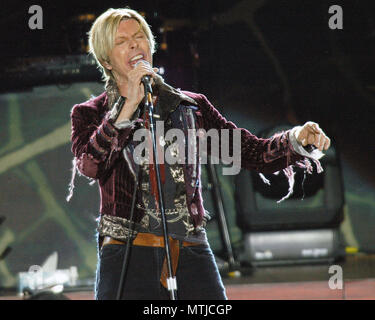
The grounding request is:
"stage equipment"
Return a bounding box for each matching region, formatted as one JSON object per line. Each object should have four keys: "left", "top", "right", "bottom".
{"left": 23, "top": 283, "right": 69, "bottom": 300}
{"left": 0, "top": 54, "right": 100, "bottom": 93}
{"left": 241, "top": 229, "right": 341, "bottom": 266}
{"left": 205, "top": 162, "right": 240, "bottom": 276}
{"left": 18, "top": 252, "right": 78, "bottom": 296}
{"left": 235, "top": 124, "right": 345, "bottom": 265}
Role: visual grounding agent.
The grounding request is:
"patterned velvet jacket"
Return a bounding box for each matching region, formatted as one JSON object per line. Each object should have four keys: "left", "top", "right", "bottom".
{"left": 69, "top": 78, "right": 307, "bottom": 236}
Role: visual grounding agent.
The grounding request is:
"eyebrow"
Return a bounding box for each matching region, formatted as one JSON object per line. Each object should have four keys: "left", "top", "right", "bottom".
{"left": 115, "top": 27, "right": 144, "bottom": 41}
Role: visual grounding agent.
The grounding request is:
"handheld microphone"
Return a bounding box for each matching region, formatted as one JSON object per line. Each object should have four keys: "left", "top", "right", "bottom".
{"left": 141, "top": 75, "right": 152, "bottom": 95}
{"left": 134, "top": 60, "right": 153, "bottom": 95}
{"left": 141, "top": 75, "right": 151, "bottom": 83}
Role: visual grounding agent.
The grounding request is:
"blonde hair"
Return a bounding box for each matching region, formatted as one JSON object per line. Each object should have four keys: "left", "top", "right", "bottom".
{"left": 88, "top": 8, "right": 156, "bottom": 84}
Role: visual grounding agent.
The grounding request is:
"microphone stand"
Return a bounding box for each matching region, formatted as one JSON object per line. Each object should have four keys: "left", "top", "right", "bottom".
{"left": 206, "top": 162, "right": 240, "bottom": 275}
{"left": 142, "top": 77, "right": 178, "bottom": 300}
{"left": 116, "top": 160, "right": 139, "bottom": 300}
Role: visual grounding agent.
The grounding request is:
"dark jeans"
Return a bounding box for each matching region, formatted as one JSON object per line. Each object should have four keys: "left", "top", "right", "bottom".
{"left": 95, "top": 241, "right": 227, "bottom": 300}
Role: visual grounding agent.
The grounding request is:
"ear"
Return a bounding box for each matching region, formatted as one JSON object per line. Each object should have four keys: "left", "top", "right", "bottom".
{"left": 101, "top": 60, "right": 112, "bottom": 70}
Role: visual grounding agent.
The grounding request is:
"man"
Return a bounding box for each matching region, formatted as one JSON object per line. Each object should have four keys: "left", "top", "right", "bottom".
{"left": 68, "top": 8, "right": 330, "bottom": 300}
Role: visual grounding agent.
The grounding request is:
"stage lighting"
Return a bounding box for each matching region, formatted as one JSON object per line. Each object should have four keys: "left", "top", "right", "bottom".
{"left": 234, "top": 124, "right": 345, "bottom": 266}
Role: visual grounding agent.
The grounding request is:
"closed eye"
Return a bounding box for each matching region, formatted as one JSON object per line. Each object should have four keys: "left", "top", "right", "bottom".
{"left": 115, "top": 37, "right": 127, "bottom": 45}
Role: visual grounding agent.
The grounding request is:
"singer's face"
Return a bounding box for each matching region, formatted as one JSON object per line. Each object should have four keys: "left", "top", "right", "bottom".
{"left": 107, "top": 18, "right": 152, "bottom": 84}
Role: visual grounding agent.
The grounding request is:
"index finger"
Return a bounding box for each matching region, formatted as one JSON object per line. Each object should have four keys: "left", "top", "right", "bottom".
{"left": 308, "top": 123, "right": 321, "bottom": 135}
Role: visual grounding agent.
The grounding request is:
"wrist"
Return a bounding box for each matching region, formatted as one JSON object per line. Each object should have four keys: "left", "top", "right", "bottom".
{"left": 291, "top": 126, "right": 303, "bottom": 145}
{"left": 115, "top": 112, "right": 132, "bottom": 124}
{"left": 114, "top": 101, "right": 138, "bottom": 124}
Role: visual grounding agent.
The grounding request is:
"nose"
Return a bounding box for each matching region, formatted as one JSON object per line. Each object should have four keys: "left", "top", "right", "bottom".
{"left": 129, "top": 37, "right": 139, "bottom": 50}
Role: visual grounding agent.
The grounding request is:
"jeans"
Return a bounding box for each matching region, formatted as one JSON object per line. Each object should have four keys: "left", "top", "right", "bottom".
{"left": 95, "top": 241, "right": 227, "bottom": 300}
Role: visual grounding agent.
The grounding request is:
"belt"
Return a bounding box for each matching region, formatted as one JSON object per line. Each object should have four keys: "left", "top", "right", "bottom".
{"left": 102, "top": 233, "right": 201, "bottom": 289}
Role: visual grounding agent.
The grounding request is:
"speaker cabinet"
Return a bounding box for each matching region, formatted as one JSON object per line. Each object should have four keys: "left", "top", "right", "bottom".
{"left": 240, "top": 228, "right": 342, "bottom": 266}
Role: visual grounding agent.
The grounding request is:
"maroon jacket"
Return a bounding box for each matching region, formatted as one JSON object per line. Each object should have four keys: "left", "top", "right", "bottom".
{"left": 70, "top": 89, "right": 303, "bottom": 227}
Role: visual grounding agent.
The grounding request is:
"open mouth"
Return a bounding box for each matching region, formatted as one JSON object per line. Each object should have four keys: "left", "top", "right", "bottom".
{"left": 129, "top": 54, "right": 145, "bottom": 66}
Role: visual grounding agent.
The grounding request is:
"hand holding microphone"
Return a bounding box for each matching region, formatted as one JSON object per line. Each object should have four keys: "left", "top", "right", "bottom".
{"left": 127, "top": 60, "right": 157, "bottom": 106}
{"left": 115, "top": 60, "right": 158, "bottom": 124}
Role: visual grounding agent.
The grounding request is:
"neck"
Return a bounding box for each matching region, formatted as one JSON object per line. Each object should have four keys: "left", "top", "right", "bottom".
{"left": 115, "top": 77, "right": 128, "bottom": 97}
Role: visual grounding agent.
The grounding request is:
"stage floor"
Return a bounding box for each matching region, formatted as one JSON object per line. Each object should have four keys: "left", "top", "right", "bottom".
{"left": 222, "top": 253, "right": 375, "bottom": 299}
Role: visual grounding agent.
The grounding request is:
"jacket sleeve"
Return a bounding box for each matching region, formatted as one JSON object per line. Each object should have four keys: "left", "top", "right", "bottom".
{"left": 70, "top": 103, "right": 135, "bottom": 180}
{"left": 196, "top": 94, "right": 304, "bottom": 174}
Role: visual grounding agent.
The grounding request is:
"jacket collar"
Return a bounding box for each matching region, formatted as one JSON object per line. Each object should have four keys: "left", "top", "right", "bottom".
{"left": 153, "top": 75, "right": 197, "bottom": 120}
{"left": 104, "top": 75, "right": 197, "bottom": 120}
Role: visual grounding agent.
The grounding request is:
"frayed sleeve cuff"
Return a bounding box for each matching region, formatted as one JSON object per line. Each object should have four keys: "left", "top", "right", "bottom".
{"left": 112, "top": 119, "right": 137, "bottom": 130}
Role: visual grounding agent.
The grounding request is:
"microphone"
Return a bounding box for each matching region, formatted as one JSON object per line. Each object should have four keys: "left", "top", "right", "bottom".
{"left": 134, "top": 60, "right": 153, "bottom": 95}
{"left": 141, "top": 75, "right": 152, "bottom": 95}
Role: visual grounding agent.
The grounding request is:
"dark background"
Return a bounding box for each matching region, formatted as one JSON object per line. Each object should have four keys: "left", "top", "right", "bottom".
{"left": 0, "top": 0, "right": 374, "bottom": 290}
